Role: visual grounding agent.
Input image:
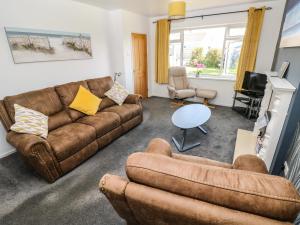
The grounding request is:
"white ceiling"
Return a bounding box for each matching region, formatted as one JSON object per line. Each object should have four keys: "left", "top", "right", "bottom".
{"left": 74, "top": 0, "right": 277, "bottom": 17}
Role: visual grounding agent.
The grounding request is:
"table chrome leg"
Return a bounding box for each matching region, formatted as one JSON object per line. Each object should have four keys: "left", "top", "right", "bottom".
{"left": 198, "top": 125, "right": 208, "bottom": 134}
{"left": 172, "top": 129, "right": 201, "bottom": 152}
{"left": 181, "top": 129, "right": 187, "bottom": 149}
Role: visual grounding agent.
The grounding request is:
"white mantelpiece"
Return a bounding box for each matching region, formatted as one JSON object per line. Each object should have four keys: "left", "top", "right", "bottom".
{"left": 255, "top": 72, "right": 296, "bottom": 170}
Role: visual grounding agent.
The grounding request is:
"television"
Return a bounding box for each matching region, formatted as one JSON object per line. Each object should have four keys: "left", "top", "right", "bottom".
{"left": 242, "top": 71, "right": 267, "bottom": 96}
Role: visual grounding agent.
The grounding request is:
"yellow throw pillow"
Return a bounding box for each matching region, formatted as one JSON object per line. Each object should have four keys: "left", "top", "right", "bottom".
{"left": 69, "top": 86, "right": 101, "bottom": 116}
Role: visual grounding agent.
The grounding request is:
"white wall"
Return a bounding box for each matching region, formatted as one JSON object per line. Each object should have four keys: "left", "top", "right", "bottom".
{"left": 108, "top": 10, "right": 126, "bottom": 86}
{"left": 148, "top": 0, "right": 286, "bottom": 106}
{"left": 108, "top": 10, "right": 149, "bottom": 93}
{"left": 0, "top": 0, "right": 113, "bottom": 157}
{"left": 122, "top": 10, "right": 150, "bottom": 93}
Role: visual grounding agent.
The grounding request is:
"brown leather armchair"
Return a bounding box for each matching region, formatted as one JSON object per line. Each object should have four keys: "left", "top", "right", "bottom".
{"left": 100, "top": 138, "right": 300, "bottom": 225}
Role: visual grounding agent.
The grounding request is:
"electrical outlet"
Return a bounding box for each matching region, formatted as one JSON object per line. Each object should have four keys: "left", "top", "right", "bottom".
{"left": 284, "top": 161, "right": 289, "bottom": 177}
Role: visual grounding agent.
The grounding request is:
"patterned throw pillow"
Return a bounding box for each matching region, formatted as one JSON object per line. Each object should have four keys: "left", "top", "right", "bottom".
{"left": 10, "top": 104, "right": 48, "bottom": 138}
{"left": 104, "top": 82, "right": 129, "bottom": 105}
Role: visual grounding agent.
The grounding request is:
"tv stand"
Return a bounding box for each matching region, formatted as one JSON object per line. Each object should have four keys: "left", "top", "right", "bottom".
{"left": 232, "top": 90, "right": 263, "bottom": 119}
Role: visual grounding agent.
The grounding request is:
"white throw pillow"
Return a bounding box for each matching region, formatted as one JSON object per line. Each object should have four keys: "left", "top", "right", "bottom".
{"left": 10, "top": 104, "right": 48, "bottom": 138}
{"left": 105, "top": 82, "right": 129, "bottom": 105}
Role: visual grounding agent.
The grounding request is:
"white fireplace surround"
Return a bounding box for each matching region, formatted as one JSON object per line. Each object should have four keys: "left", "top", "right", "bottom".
{"left": 254, "top": 72, "right": 296, "bottom": 170}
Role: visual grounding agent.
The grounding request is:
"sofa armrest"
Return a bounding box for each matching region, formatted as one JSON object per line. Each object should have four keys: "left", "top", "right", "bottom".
{"left": 144, "top": 138, "right": 172, "bottom": 157}
{"left": 7, "top": 131, "right": 62, "bottom": 182}
{"left": 124, "top": 94, "right": 143, "bottom": 104}
{"left": 0, "top": 100, "right": 12, "bottom": 131}
{"left": 100, "top": 174, "right": 139, "bottom": 225}
{"left": 167, "top": 85, "right": 176, "bottom": 99}
{"left": 167, "top": 85, "right": 175, "bottom": 92}
{"left": 233, "top": 154, "right": 268, "bottom": 174}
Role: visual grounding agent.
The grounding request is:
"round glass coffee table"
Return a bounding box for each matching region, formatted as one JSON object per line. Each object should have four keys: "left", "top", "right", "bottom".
{"left": 172, "top": 104, "right": 211, "bottom": 152}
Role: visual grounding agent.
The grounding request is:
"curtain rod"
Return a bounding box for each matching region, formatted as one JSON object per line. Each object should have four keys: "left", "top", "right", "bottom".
{"left": 152, "top": 7, "right": 272, "bottom": 24}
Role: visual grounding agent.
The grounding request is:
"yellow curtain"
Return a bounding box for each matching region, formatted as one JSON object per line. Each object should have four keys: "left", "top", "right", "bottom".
{"left": 155, "top": 19, "right": 171, "bottom": 84}
{"left": 235, "top": 7, "right": 265, "bottom": 90}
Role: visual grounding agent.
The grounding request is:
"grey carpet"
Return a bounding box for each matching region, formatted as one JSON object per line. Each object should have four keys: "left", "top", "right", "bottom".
{"left": 0, "top": 97, "right": 253, "bottom": 225}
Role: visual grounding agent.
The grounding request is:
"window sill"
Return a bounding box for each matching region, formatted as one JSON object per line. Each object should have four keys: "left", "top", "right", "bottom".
{"left": 187, "top": 74, "right": 236, "bottom": 81}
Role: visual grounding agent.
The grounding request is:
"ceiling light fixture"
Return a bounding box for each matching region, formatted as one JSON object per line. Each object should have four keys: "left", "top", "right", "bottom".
{"left": 168, "top": 1, "right": 186, "bottom": 19}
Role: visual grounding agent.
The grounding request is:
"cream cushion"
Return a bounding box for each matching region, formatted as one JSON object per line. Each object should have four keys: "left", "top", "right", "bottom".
{"left": 10, "top": 104, "right": 48, "bottom": 138}
{"left": 105, "top": 82, "right": 129, "bottom": 105}
{"left": 175, "top": 89, "right": 196, "bottom": 99}
{"left": 196, "top": 89, "right": 217, "bottom": 99}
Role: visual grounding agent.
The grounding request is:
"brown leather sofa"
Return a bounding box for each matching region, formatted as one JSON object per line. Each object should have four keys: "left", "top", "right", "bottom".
{"left": 0, "top": 76, "right": 143, "bottom": 183}
{"left": 100, "top": 138, "right": 300, "bottom": 225}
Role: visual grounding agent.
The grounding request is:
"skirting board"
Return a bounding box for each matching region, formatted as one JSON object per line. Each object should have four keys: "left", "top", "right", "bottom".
{"left": 0, "top": 148, "right": 16, "bottom": 159}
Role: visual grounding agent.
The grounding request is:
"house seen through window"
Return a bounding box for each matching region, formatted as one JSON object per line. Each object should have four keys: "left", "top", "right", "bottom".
{"left": 169, "top": 25, "right": 246, "bottom": 78}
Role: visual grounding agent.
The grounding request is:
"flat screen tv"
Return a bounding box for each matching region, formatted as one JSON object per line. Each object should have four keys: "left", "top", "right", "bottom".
{"left": 242, "top": 71, "right": 267, "bottom": 95}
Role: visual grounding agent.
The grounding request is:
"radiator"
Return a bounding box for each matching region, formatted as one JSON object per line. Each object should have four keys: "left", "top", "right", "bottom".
{"left": 285, "top": 122, "right": 300, "bottom": 191}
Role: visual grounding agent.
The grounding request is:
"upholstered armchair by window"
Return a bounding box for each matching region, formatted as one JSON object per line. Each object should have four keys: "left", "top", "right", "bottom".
{"left": 167, "top": 67, "right": 196, "bottom": 100}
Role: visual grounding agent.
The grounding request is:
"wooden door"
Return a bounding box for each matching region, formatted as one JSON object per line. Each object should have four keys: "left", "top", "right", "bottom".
{"left": 132, "top": 33, "right": 148, "bottom": 98}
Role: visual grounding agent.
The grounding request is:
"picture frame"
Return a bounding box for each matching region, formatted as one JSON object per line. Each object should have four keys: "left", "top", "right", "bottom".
{"left": 278, "top": 61, "right": 290, "bottom": 78}
{"left": 5, "top": 27, "right": 92, "bottom": 64}
{"left": 280, "top": 0, "right": 300, "bottom": 48}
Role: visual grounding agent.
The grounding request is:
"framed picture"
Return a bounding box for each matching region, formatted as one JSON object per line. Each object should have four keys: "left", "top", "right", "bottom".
{"left": 280, "top": 0, "right": 300, "bottom": 48}
{"left": 278, "top": 61, "right": 290, "bottom": 78}
{"left": 5, "top": 27, "right": 92, "bottom": 64}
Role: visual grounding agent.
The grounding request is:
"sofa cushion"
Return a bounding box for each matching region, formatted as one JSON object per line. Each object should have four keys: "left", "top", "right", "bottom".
{"left": 69, "top": 85, "right": 101, "bottom": 116}
{"left": 77, "top": 112, "right": 121, "bottom": 137}
{"left": 10, "top": 104, "right": 48, "bottom": 138}
{"left": 48, "top": 111, "right": 72, "bottom": 131}
{"left": 86, "top": 76, "right": 114, "bottom": 98}
{"left": 4, "top": 87, "right": 61, "bottom": 121}
{"left": 55, "top": 81, "right": 90, "bottom": 121}
{"left": 126, "top": 152, "right": 300, "bottom": 222}
{"left": 99, "top": 97, "right": 116, "bottom": 111}
{"left": 11, "top": 104, "right": 48, "bottom": 138}
{"left": 103, "top": 104, "right": 142, "bottom": 123}
{"left": 172, "top": 153, "right": 233, "bottom": 169}
{"left": 86, "top": 77, "right": 117, "bottom": 111}
{"left": 48, "top": 123, "right": 96, "bottom": 161}
{"left": 196, "top": 89, "right": 217, "bottom": 99}
{"left": 175, "top": 89, "right": 195, "bottom": 99}
{"left": 104, "top": 82, "right": 129, "bottom": 105}
{"left": 3, "top": 87, "right": 71, "bottom": 131}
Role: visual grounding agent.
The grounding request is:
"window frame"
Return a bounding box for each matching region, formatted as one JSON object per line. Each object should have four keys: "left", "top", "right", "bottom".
{"left": 169, "top": 23, "right": 246, "bottom": 79}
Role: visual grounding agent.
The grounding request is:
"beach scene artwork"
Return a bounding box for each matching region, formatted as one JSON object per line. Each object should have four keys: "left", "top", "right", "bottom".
{"left": 280, "top": 0, "right": 300, "bottom": 48}
{"left": 5, "top": 27, "right": 92, "bottom": 63}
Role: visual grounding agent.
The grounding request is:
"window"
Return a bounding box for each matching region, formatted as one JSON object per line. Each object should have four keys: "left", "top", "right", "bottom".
{"left": 169, "top": 25, "right": 245, "bottom": 78}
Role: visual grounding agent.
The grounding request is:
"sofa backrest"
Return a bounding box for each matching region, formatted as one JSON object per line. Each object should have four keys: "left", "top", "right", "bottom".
{"left": 126, "top": 152, "right": 300, "bottom": 222}
{"left": 2, "top": 87, "right": 72, "bottom": 131}
{"left": 0, "top": 76, "right": 115, "bottom": 132}
{"left": 86, "top": 76, "right": 116, "bottom": 110}
{"left": 55, "top": 80, "right": 89, "bottom": 121}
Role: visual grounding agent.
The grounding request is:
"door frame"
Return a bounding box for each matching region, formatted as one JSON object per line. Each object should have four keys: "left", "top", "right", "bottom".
{"left": 131, "top": 33, "right": 148, "bottom": 98}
